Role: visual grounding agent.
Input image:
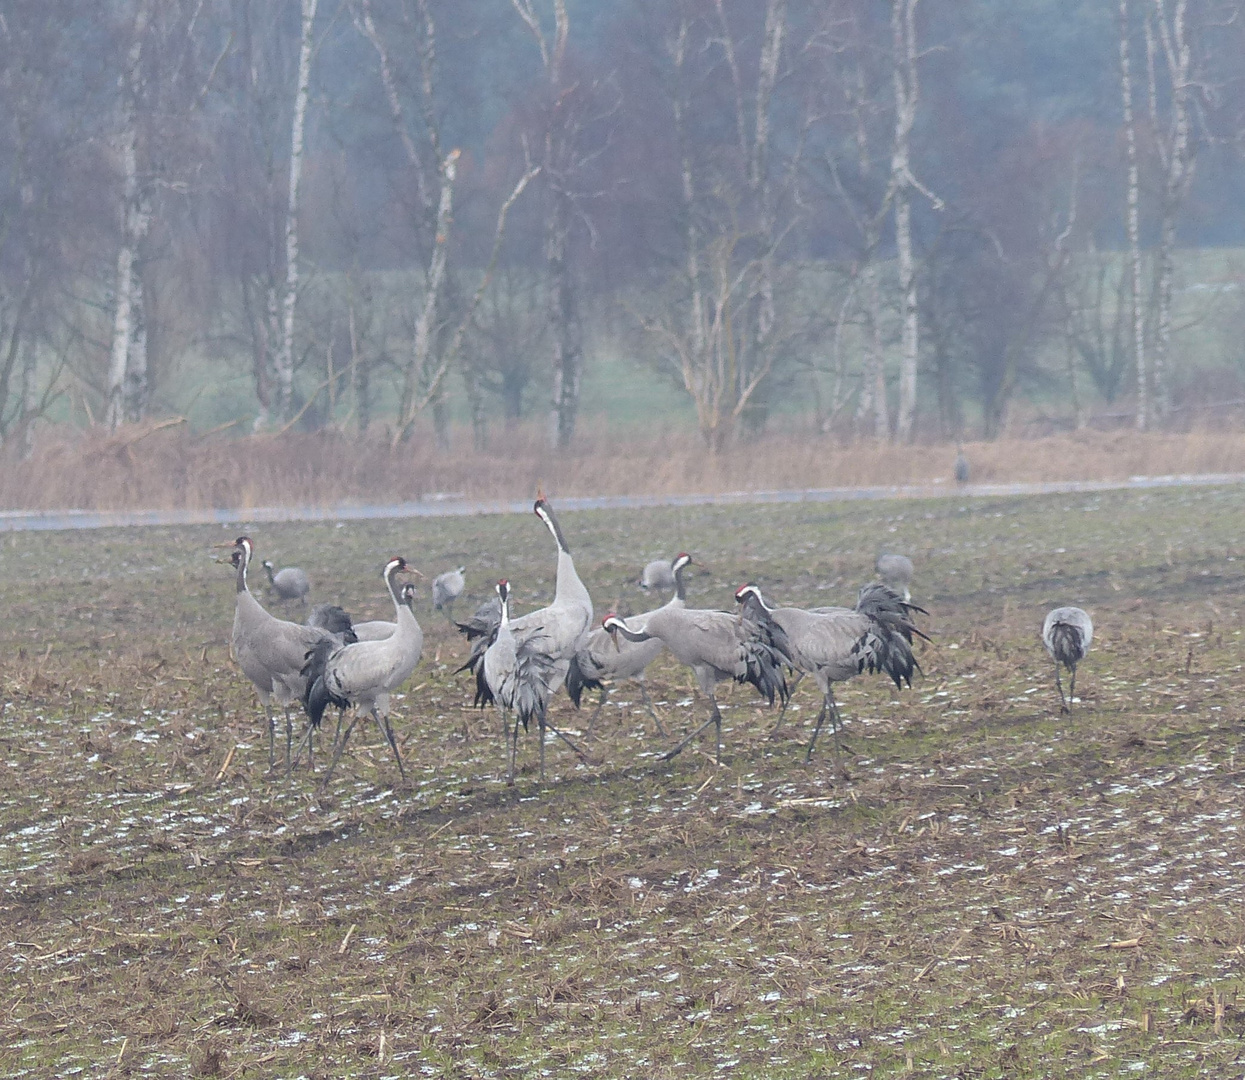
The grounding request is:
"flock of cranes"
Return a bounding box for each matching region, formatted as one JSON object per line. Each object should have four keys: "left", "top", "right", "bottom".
{"left": 222, "top": 489, "right": 1093, "bottom": 787}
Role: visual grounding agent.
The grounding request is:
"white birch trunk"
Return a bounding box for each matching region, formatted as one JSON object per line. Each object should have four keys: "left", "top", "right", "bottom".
{"left": 275, "top": 0, "right": 319, "bottom": 424}
{"left": 1150, "top": 0, "right": 1193, "bottom": 422}
{"left": 1119, "top": 0, "right": 1148, "bottom": 430}
{"left": 106, "top": 2, "right": 151, "bottom": 431}
{"left": 892, "top": 0, "right": 921, "bottom": 443}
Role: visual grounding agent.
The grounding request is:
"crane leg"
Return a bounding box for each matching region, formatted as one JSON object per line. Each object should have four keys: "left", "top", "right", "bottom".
{"left": 807, "top": 688, "right": 845, "bottom": 764}
{"left": 284, "top": 708, "right": 295, "bottom": 778}
{"left": 545, "top": 719, "right": 589, "bottom": 762}
{"left": 584, "top": 688, "right": 608, "bottom": 737}
{"left": 662, "top": 699, "right": 722, "bottom": 763}
{"left": 320, "top": 714, "right": 359, "bottom": 787}
{"left": 773, "top": 671, "right": 805, "bottom": 732}
{"left": 805, "top": 696, "right": 829, "bottom": 760}
{"left": 263, "top": 706, "right": 276, "bottom": 770}
{"left": 290, "top": 721, "right": 316, "bottom": 771}
{"left": 507, "top": 712, "right": 522, "bottom": 786}
{"left": 1055, "top": 664, "right": 1068, "bottom": 713}
{"left": 539, "top": 714, "right": 546, "bottom": 783}
{"left": 1068, "top": 664, "right": 1078, "bottom": 710}
{"left": 638, "top": 682, "right": 667, "bottom": 737}
{"left": 373, "top": 708, "right": 407, "bottom": 782}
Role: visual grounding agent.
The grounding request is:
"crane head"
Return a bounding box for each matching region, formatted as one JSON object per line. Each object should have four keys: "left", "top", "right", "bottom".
{"left": 384, "top": 556, "right": 423, "bottom": 580}
{"left": 495, "top": 579, "right": 510, "bottom": 604}
{"left": 602, "top": 613, "right": 625, "bottom": 652}
{"left": 400, "top": 582, "right": 418, "bottom": 604}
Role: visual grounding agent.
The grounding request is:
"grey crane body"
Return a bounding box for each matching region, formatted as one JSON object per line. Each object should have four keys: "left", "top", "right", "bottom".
{"left": 432, "top": 567, "right": 465, "bottom": 621}
{"left": 471, "top": 580, "right": 564, "bottom": 783}
{"left": 736, "top": 582, "right": 926, "bottom": 761}
{"left": 459, "top": 497, "right": 594, "bottom": 699}
{"left": 1042, "top": 606, "right": 1093, "bottom": 713}
{"left": 639, "top": 558, "right": 676, "bottom": 592}
{"left": 225, "top": 538, "right": 345, "bottom": 770}
{"left": 350, "top": 583, "right": 419, "bottom": 642}
{"left": 602, "top": 593, "right": 789, "bottom": 764}
{"left": 567, "top": 554, "right": 698, "bottom": 735}
{"left": 302, "top": 558, "right": 423, "bottom": 783}
{"left": 262, "top": 560, "right": 311, "bottom": 606}
{"left": 875, "top": 553, "right": 914, "bottom": 602}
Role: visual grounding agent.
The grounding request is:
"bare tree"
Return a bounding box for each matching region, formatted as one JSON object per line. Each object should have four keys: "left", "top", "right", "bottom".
{"left": 1118, "top": 0, "right": 1149, "bottom": 429}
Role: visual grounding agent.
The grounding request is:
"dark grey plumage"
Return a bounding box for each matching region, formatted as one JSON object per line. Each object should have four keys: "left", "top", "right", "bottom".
{"left": 735, "top": 582, "right": 926, "bottom": 761}
{"left": 262, "top": 560, "right": 311, "bottom": 605}
{"left": 601, "top": 595, "right": 790, "bottom": 765}
{"left": 1042, "top": 606, "right": 1093, "bottom": 713}
{"left": 306, "top": 604, "right": 357, "bottom": 641}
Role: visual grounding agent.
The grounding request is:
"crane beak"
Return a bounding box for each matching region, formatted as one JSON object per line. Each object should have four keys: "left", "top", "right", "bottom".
{"left": 212, "top": 542, "right": 238, "bottom": 549}
{"left": 406, "top": 567, "right": 425, "bottom": 578}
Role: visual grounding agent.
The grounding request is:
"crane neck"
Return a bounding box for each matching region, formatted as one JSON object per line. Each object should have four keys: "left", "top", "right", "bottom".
{"left": 672, "top": 561, "right": 688, "bottom": 603}
{"left": 263, "top": 563, "right": 276, "bottom": 585}
{"left": 537, "top": 503, "right": 570, "bottom": 554}
{"left": 236, "top": 548, "right": 251, "bottom": 595}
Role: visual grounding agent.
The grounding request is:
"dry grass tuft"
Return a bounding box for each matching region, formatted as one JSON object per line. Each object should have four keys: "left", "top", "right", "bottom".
{"left": 6, "top": 421, "right": 1245, "bottom": 511}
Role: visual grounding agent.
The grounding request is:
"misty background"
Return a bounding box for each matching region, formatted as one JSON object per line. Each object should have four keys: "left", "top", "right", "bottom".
{"left": 2, "top": 0, "right": 1244, "bottom": 460}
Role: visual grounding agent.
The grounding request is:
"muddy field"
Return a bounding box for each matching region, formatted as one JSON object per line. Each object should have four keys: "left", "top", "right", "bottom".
{"left": 3, "top": 488, "right": 1245, "bottom": 1078}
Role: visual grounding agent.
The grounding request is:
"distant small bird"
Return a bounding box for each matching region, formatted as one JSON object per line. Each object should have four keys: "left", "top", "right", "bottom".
{"left": 262, "top": 560, "right": 311, "bottom": 606}
{"left": 875, "top": 552, "right": 914, "bottom": 603}
{"left": 432, "top": 567, "right": 466, "bottom": 622}
{"left": 954, "top": 446, "right": 970, "bottom": 485}
{"left": 1042, "top": 606, "right": 1093, "bottom": 713}
{"left": 638, "top": 558, "right": 676, "bottom": 592}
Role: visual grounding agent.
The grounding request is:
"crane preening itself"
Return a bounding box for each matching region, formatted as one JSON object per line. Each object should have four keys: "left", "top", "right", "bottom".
{"left": 299, "top": 557, "right": 424, "bottom": 785}
{"left": 601, "top": 599, "right": 790, "bottom": 766}
{"left": 1042, "top": 606, "right": 1093, "bottom": 713}
{"left": 220, "top": 536, "right": 354, "bottom": 772}
{"left": 735, "top": 582, "right": 927, "bottom": 762}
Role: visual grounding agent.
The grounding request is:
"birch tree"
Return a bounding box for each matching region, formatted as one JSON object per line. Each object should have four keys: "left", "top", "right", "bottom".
{"left": 272, "top": 0, "right": 319, "bottom": 424}
{"left": 105, "top": 0, "right": 153, "bottom": 430}
{"left": 1118, "top": 0, "right": 1148, "bottom": 429}
{"left": 1146, "top": 0, "right": 1198, "bottom": 421}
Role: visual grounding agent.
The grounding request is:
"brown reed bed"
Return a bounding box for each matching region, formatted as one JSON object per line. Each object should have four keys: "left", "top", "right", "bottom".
{"left": 5, "top": 421, "right": 1245, "bottom": 512}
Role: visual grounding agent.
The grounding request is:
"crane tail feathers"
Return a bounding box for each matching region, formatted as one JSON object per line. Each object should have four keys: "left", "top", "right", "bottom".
{"left": 565, "top": 652, "right": 603, "bottom": 709}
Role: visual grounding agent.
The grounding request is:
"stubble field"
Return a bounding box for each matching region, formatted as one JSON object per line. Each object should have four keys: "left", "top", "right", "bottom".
{"left": 2, "top": 487, "right": 1245, "bottom": 1078}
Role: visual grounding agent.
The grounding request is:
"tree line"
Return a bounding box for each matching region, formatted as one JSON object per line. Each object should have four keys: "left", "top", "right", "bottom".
{"left": 1, "top": 0, "right": 1244, "bottom": 455}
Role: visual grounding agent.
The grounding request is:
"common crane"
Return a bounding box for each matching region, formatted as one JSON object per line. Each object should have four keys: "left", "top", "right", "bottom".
{"left": 470, "top": 579, "right": 580, "bottom": 784}
{"left": 875, "top": 553, "right": 914, "bottom": 603}
{"left": 601, "top": 601, "right": 789, "bottom": 765}
{"left": 459, "top": 494, "right": 594, "bottom": 699}
{"left": 735, "top": 582, "right": 926, "bottom": 762}
{"left": 1042, "top": 606, "right": 1093, "bottom": 713}
{"left": 639, "top": 558, "right": 676, "bottom": 592}
{"left": 432, "top": 567, "right": 466, "bottom": 622}
{"left": 262, "top": 560, "right": 311, "bottom": 606}
{"left": 566, "top": 553, "right": 699, "bottom": 735}
{"left": 220, "top": 536, "right": 348, "bottom": 771}
{"left": 301, "top": 557, "right": 424, "bottom": 785}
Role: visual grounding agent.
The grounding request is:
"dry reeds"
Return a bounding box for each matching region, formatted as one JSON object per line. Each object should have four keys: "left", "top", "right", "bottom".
{"left": 5, "top": 422, "right": 1245, "bottom": 512}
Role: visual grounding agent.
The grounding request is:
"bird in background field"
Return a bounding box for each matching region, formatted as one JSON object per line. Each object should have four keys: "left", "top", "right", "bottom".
{"left": 262, "top": 560, "right": 311, "bottom": 606}
{"left": 601, "top": 595, "right": 790, "bottom": 766}
{"left": 300, "top": 557, "right": 424, "bottom": 785}
{"left": 567, "top": 553, "right": 701, "bottom": 736}
{"left": 221, "top": 537, "right": 350, "bottom": 771}
{"left": 432, "top": 567, "right": 466, "bottom": 622}
{"left": 875, "top": 552, "right": 914, "bottom": 603}
{"left": 954, "top": 446, "right": 970, "bottom": 486}
{"left": 735, "top": 582, "right": 927, "bottom": 762}
{"left": 639, "top": 558, "right": 676, "bottom": 592}
{"left": 1042, "top": 606, "right": 1093, "bottom": 713}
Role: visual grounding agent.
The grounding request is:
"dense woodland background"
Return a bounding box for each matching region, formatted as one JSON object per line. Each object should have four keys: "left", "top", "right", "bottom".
{"left": 2, "top": 0, "right": 1245, "bottom": 467}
